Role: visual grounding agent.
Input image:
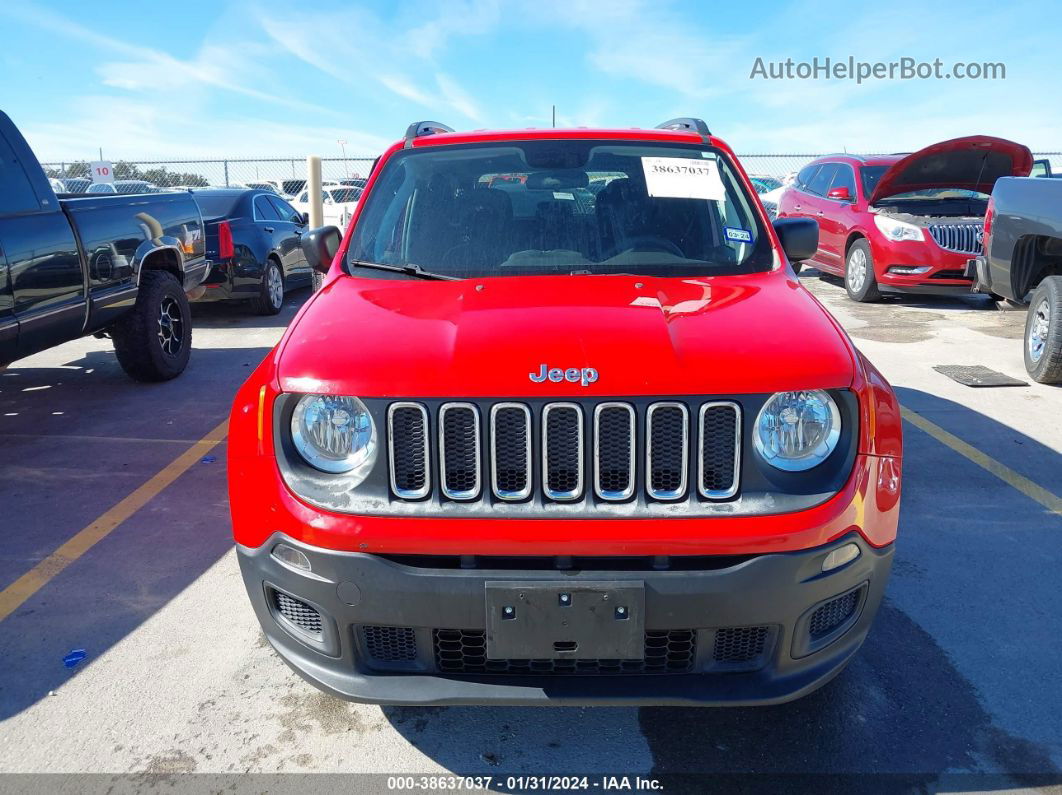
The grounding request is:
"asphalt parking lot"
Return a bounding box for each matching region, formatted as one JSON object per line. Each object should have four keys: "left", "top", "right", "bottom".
{"left": 1, "top": 273, "right": 1060, "bottom": 788}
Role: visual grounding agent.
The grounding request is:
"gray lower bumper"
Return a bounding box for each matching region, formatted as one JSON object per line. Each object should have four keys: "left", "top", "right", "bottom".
{"left": 236, "top": 533, "right": 893, "bottom": 706}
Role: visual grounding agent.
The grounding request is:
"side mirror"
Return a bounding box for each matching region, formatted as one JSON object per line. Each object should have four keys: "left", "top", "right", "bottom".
{"left": 826, "top": 186, "right": 852, "bottom": 201}
{"left": 773, "top": 217, "right": 818, "bottom": 263}
{"left": 302, "top": 226, "right": 342, "bottom": 274}
{"left": 299, "top": 212, "right": 309, "bottom": 224}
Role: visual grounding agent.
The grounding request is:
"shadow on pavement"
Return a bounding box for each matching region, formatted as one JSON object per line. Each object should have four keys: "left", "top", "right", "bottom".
{"left": 0, "top": 339, "right": 279, "bottom": 721}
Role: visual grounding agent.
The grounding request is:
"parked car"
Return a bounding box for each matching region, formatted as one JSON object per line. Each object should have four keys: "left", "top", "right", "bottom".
{"left": 749, "top": 175, "right": 782, "bottom": 195}
{"left": 336, "top": 177, "right": 367, "bottom": 189}
{"left": 259, "top": 179, "right": 309, "bottom": 199}
{"left": 968, "top": 176, "right": 1062, "bottom": 383}
{"left": 242, "top": 181, "right": 284, "bottom": 195}
{"left": 56, "top": 177, "right": 91, "bottom": 194}
{"left": 0, "top": 111, "right": 208, "bottom": 381}
{"left": 191, "top": 189, "right": 312, "bottom": 315}
{"left": 775, "top": 137, "right": 1032, "bottom": 300}
{"left": 291, "top": 186, "right": 361, "bottom": 228}
{"left": 228, "top": 117, "right": 903, "bottom": 707}
{"left": 86, "top": 179, "right": 160, "bottom": 195}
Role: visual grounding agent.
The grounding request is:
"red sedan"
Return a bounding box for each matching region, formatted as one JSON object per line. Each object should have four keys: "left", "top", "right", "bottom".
{"left": 776, "top": 136, "right": 1032, "bottom": 301}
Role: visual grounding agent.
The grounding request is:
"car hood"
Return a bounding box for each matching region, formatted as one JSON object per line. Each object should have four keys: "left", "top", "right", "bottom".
{"left": 869, "top": 135, "right": 1033, "bottom": 204}
{"left": 276, "top": 270, "right": 856, "bottom": 398}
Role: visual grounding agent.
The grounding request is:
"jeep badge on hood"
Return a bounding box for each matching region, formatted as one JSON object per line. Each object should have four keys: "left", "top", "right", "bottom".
{"left": 529, "top": 364, "right": 599, "bottom": 386}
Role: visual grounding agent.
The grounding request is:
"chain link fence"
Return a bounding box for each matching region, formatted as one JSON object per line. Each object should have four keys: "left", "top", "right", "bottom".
{"left": 39, "top": 153, "right": 1062, "bottom": 194}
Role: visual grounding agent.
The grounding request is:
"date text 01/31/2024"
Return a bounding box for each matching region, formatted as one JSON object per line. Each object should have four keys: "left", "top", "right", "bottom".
{"left": 386, "top": 775, "right": 664, "bottom": 791}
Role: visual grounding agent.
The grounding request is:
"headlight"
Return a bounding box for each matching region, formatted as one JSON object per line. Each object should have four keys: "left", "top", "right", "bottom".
{"left": 873, "top": 214, "right": 924, "bottom": 242}
{"left": 291, "top": 394, "right": 377, "bottom": 479}
{"left": 753, "top": 390, "right": 841, "bottom": 471}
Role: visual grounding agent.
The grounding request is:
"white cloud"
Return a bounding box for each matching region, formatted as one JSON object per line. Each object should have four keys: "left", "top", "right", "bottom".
{"left": 378, "top": 74, "right": 436, "bottom": 106}
{"left": 435, "top": 73, "right": 484, "bottom": 122}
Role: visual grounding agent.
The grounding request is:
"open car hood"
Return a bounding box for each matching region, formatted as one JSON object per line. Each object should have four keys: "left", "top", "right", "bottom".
{"left": 869, "top": 135, "right": 1032, "bottom": 204}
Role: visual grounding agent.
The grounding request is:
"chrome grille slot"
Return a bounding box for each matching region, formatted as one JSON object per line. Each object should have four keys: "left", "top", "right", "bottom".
{"left": 439, "top": 403, "right": 481, "bottom": 500}
{"left": 542, "top": 403, "right": 584, "bottom": 501}
{"left": 698, "top": 402, "right": 741, "bottom": 500}
{"left": 646, "top": 402, "right": 688, "bottom": 500}
{"left": 388, "top": 403, "right": 430, "bottom": 499}
{"left": 927, "top": 223, "right": 983, "bottom": 255}
{"left": 491, "top": 403, "right": 532, "bottom": 501}
{"left": 594, "top": 403, "right": 635, "bottom": 501}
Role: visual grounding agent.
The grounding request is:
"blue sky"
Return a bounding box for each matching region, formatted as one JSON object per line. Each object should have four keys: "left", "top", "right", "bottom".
{"left": 1, "top": 0, "right": 1058, "bottom": 160}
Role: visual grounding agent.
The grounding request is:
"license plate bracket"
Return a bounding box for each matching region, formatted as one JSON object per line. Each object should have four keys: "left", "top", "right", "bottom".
{"left": 485, "top": 581, "right": 645, "bottom": 660}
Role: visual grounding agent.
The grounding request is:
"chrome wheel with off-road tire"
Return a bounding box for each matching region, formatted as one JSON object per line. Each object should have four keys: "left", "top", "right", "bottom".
{"left": 111, "top": 270, "right": 192, "bottom": 382}
{"left": 845, "top": 239, "right": 881, "bottom": 302}
{"left": 1024, "top": 276, "right": 1062, "bottom": 384}
{"left": 251, "top": 258, "right": 285, "bottom": 315}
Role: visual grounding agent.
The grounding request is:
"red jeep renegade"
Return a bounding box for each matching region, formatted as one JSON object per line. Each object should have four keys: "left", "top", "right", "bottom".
{"left": 228, "top": 118, "right": 903, "bottom": 706}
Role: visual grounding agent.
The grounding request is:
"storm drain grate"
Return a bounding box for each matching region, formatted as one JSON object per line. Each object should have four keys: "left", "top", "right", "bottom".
{"left": 933, "top": 365, "right": 1027, "bottom": 387}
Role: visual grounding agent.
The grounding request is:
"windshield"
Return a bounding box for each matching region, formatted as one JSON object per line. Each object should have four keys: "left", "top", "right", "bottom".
{"left": 192, "top": 192, "right": 242, "bottom": 217}
{"left": 751, "top": 177, "right": 782, "bottom": 193}
{"left": 328, "top": 188, "right": 361, "bottom": 203}
{"left": 348, "top": 141, "right": 770, "bottom": 279}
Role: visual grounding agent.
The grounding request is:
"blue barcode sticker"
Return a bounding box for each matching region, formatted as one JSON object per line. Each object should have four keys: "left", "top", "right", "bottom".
{"left": 724, "top": 227, "right": 753, "bottom": 243}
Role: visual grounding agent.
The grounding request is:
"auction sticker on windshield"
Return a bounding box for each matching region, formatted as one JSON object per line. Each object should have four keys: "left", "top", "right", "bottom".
{"left": 641, "top": 156, "right": 725, "bottom": 200}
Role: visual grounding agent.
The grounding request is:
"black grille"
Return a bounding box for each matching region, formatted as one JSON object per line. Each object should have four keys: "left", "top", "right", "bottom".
{"left": 492, "top": 405, "right": 530, "bottom": 499}
{"left": 361, "top": 625, "right": 418, "bottom": 662}
{"left": 544, "top": 405, "right": 582, "bottom": 499}
{"left": 433, "top": 629, "right": 696, "bottom": 675}
{"left": 272, "top": 590, "right": 323, "bottom": 636}
{"left": 389, "top": 405, "right": 428, "bottom": 498}
{"left": 713, "top": 626, "right": 769, "bottom": 663}
{"left": 441, "top": 405, "right": 479, "bottom": 498}
{"left": 929, "top": 269, "right": 969, "bottom": 280}
{"left": 386, "top": 399, "right": 742, "bottom": 506}
{"left": 700, "top": 403, "right": 739, "bottom": 497}
{"left": 648, "top": 405, "right": 687, "bottom": 498}
{"left": 596, "top": 405, "right": 634, "bottom": 499}
{"left": 809, "top": 589, "right": 860, "bottom": 639}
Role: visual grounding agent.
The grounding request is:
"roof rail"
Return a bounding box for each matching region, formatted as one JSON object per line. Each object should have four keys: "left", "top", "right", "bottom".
{"left": 404, "top": 120, "right": 455, "bottom": 147}
{"left": 655, "top": 117, "right": 711, "bottom": 138}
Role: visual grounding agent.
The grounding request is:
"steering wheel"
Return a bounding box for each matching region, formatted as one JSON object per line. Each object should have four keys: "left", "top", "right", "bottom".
{"left": 607, "top": 235, "right": 684, "bottom": 259}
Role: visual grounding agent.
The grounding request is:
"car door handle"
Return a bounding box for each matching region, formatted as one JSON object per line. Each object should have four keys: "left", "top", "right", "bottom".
{"left": 294, "top": 229, "right": 302, "bottom": 236}
{"left": 817, "top": 210, "right": 825, "bottom": 216}
{"left": 263, "top": 226, "right": 275, "bottom": 233}
{"left": 794, "top": 204, "right": 802, "bottom": 211}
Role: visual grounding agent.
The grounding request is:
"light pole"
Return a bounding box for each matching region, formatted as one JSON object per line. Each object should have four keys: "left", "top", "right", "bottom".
{"left": 337, "top": 139, "right": 348, "bottom": 178}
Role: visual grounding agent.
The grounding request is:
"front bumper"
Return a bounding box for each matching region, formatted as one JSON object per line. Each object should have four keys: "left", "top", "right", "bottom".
{"left": 237, "top": 532, "right": 893, "bottom": 706}
{"left": 870, "top": 235, "right": 977, "bottom": 295}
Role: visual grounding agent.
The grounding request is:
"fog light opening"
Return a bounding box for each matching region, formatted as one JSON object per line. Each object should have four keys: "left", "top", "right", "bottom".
{"left": 272, "top": 543, "right": 312, "bottom": 572}
{"left": 822, "top": 543, "right": 860, "bottom": 572}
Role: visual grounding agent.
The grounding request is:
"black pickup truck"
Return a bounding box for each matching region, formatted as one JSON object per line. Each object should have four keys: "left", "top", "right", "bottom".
{"left": 969, "top": 175, "right": 1062, "bottom": 383}
{"left": 0, "top": 111, "right": 207, "bottom": 381}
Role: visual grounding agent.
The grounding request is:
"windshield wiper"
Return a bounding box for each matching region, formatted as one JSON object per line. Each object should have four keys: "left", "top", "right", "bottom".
{"left": 348, "top": 259, "right": 460, "bottom": 281}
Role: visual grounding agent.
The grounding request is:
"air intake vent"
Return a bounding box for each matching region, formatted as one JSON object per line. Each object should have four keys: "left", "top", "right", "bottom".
{"left": 491, "top": 403, "right": 532, "bottom": 500}
{"left": 594, "top": 403, "right": 635, "bottom": 500}
{"left": 809, "top": 589, "right": 860, "bottom": 639}
{"left": 272, "top": 590, "right": 323, "bottom": 636}
{"left": 433, "top": 629, "right": 696, "bottom": 674}
{"left": 543, "top": 403, "right": 583, "bottom": 500}
{"left": 713, "top": 626, "right": 769, "bottom": 663}
{"left": 439, "top": 403, "right": 481, "bottom": 499}
{"left": 647, "top": 402, "right": 688, "bottom": 499}
{"left": 699, "top": 402, "right": 741, "bottom": 499}
{"left": 361, "top": 625, "right": 418, "bottom": 662}
{"left": 388, "top": 403, "right": 430, "bottom": 499}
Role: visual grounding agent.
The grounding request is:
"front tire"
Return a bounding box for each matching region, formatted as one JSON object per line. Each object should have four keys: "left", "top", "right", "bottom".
{"left": 250, "top": 259, "right": 284, "bottom": 316}
{"left": 1024, "top": 276, "right": 1062, "bottom": 384}
{"left": 112, "top": 270, "right": 191, "bottom": 382}
{"left": 845, "top": 239, "right": 881, "bottom": 302}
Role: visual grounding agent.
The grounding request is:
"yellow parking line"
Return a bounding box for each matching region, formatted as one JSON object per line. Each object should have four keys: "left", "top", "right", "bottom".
{"left": 901, "top": 407, "right": 1062, "bottom": 516}
{"left": 0, "top": 419, "right": 229, "bottom": 623}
